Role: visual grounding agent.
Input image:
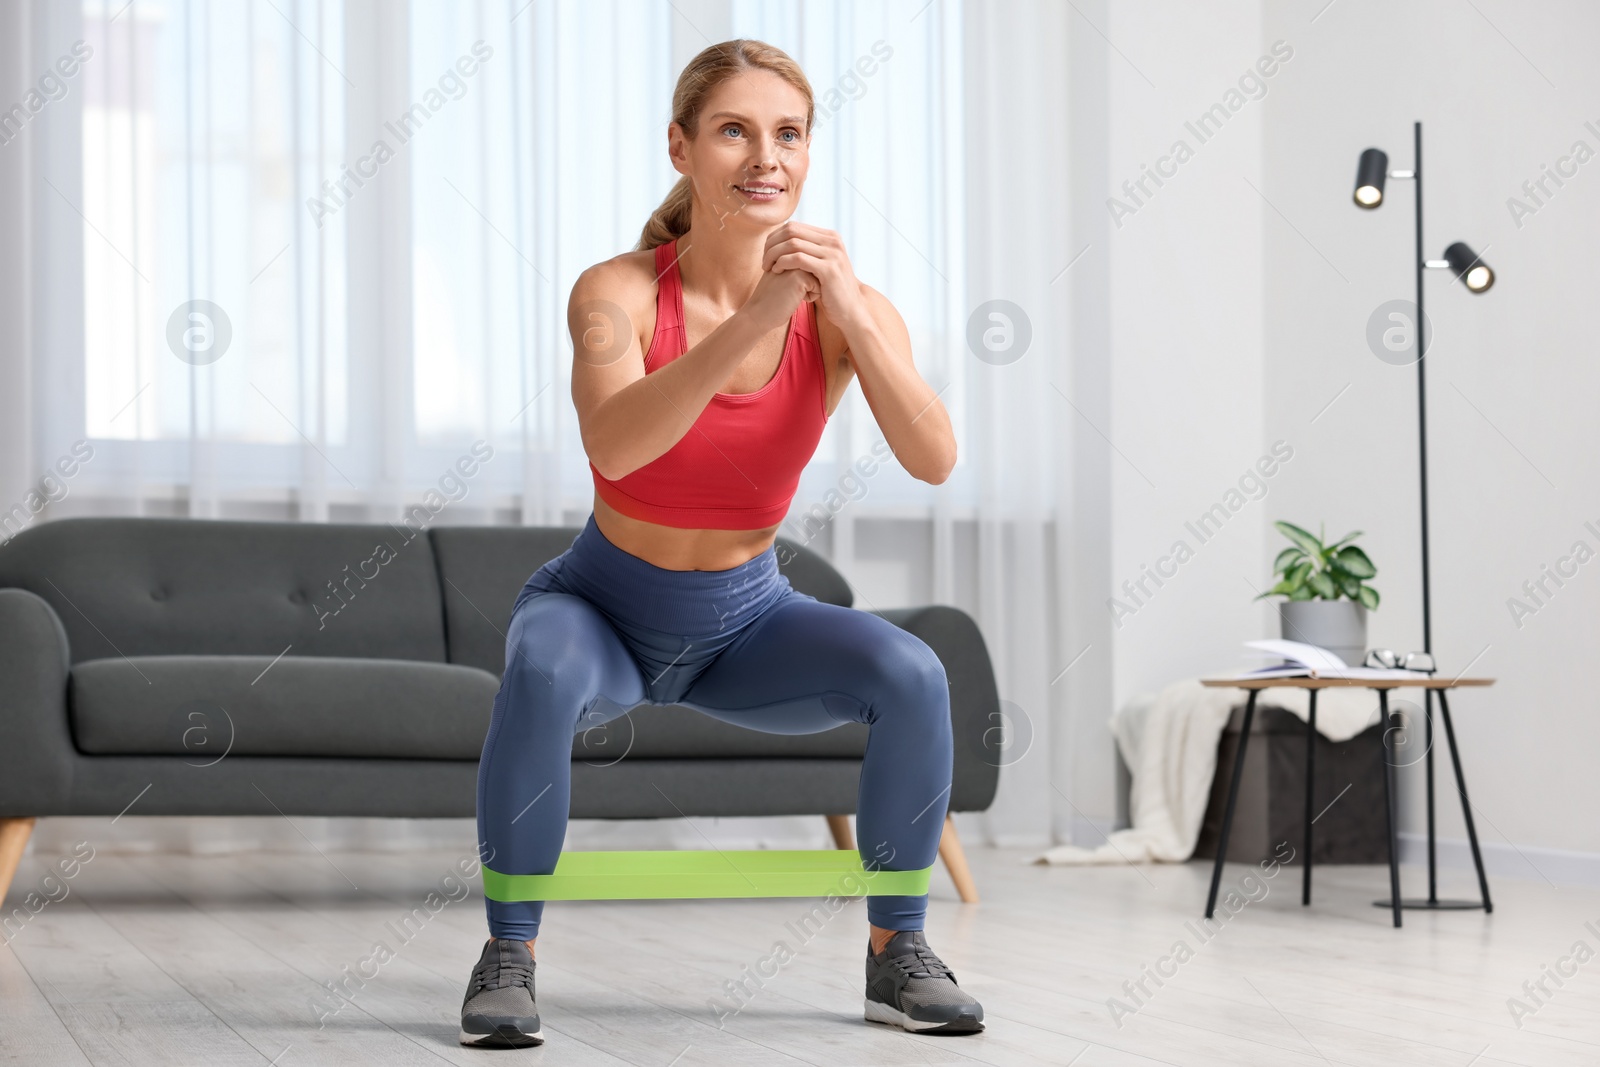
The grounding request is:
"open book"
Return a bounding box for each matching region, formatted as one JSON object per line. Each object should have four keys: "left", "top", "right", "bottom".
{"left": 1213, "top": 639, "right": 1423, "bottom": 681}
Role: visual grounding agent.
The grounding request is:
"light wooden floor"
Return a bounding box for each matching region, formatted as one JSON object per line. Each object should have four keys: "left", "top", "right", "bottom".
{"left": 2, "top": 839, "right": 1597, "bottom": 1066}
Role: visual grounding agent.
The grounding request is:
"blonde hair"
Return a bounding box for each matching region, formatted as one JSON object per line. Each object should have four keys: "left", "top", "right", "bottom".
{"left": 636, "top": 39, "right": 814, "bottom": 252}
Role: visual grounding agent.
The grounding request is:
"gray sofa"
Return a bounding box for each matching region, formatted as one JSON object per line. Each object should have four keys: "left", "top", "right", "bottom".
{"left": 0, "top": 516, "right": 1001, "bottom": 901}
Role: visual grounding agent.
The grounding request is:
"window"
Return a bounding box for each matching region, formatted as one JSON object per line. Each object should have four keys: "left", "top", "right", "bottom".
{"left": 53, "top": 0, "right": 966, "bottom": 512}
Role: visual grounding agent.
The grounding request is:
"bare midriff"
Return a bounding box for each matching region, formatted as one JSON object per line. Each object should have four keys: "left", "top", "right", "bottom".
{"left": 592, "top": 492, "right": 780, "bottom": 572}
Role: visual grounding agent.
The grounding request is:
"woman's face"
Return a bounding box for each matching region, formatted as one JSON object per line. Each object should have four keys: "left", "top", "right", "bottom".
{"left": 672, "top": 69, "right": 811, "bottom": 230}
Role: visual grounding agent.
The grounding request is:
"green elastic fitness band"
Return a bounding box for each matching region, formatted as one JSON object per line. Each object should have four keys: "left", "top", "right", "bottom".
{"left": 480, "top": 850, "right": 933, "bottom": 902}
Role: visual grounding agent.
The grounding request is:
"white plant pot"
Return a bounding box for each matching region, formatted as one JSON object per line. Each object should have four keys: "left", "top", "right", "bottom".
{"left": 1278, "top": 599, "right": 1368, "bottom": 667}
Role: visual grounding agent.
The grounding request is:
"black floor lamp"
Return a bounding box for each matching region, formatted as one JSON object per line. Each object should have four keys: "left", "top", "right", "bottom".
{"left": 1352, "top": 121, "right": 1495, "bottom": 913}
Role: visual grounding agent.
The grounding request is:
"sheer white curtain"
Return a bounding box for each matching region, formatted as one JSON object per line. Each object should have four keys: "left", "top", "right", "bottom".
{"left": 5, "top": 0, "right": 1080, "bottom": 853}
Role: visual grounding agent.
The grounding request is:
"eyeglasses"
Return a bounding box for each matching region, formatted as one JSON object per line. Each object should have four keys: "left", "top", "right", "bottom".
{"left": 1364, "top": 649, "right": 1436, "bottom": 673}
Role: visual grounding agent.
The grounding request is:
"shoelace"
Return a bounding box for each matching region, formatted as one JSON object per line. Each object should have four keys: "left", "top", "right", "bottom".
{"left": 471, "top": 956, "right": 535, "bottom": 993}
{"left": 885, "top": 944, "right": 955, "bottom": 982}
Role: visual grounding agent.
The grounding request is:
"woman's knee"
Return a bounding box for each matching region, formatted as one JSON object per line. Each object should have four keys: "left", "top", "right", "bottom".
{"left": 858, "top": 624, "right": 951, "bottom": 727}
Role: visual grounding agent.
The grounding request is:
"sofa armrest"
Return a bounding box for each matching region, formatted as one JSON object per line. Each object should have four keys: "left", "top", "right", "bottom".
{"left": 866, "top": 604, "right": 1001, "bottom": 813}
{"left": 0, "top": 588, "right": 75, "bottom": 814}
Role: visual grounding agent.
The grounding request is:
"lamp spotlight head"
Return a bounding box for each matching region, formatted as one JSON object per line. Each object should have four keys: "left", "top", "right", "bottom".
{"left": 1444, "top": 241, "right": 1495, "bottom": 293}
{"left": 1354, "top": 147, "right": 1388, "bottom": 208}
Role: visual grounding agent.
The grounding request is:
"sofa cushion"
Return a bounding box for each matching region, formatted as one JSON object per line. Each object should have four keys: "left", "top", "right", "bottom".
{"left": 429, "top": 525, "right": 856, "bottom": 679}
{"left": 70, "top": 655, "right": 500, "bottom": 759}
{"left": 68, "top": 655, "right": 870, "bottom": 761}
{"left": 0, "top": 517, "right": 449, "bottom": 665}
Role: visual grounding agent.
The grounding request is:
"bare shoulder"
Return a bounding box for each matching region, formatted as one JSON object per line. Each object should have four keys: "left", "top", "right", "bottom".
{"left": 856, "top": 282, "right": 907, "bottom": 334}
{"left": 567, "top": 247, "right": 658, "bottom": 338}
{"left": 569, "top": 247, "right": 661, "bottom": 447}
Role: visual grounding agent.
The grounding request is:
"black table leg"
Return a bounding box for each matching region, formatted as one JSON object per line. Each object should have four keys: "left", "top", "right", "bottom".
{"left": 1438, "top": 689, "right": 1494, "bottom": 913}
{"left": 1375, "top": 687, "right": 1488, "bottom": 913}
{"left": 1205, "top": 689, "right": 1257, "bottom": 919}
{"left": 1303, "top": 688, "right": 1317, "bottom": 906}
{"left": 1378, "top": 688, "right": 1403, "bottom": 928}
{"left": 1425, "top": 688, "right": 1437, "bottom": 904}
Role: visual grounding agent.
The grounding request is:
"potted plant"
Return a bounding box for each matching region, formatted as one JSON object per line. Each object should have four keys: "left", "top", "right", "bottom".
{"left": 1256, "top": 521, "right": 1379, "bottom": 666}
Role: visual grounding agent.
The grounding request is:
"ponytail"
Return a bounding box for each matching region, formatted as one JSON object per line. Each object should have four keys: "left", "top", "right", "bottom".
{"left": 636, "top": 175, "right": 695, "bottom": 252}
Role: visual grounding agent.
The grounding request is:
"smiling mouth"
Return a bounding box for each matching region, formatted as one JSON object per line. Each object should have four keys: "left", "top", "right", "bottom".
{"left": 734, "top": 184, "right": 783, "bottom": 198}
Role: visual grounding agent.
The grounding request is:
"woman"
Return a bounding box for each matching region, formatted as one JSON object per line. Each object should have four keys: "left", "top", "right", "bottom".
{"left": 460, "top": 39, "right": 981, "bottom": 1048}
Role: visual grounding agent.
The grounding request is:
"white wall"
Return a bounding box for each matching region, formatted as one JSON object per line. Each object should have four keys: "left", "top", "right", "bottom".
{"left": 1262, "top": 0, "right": 1600, "bottom": 861}
{"left": 1072, "top": 0, "right": 1600, "bottom": 875}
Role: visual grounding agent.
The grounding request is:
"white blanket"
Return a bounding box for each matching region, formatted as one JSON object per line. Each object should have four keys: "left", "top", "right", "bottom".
{"left": 1031, "top": 678, "right": 1380, "bottom": 865}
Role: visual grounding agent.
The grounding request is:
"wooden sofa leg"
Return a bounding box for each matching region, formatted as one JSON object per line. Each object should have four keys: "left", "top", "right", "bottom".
{"left": 825, "top": 814, "right": 855, "bottom": 851}
{"left": 0, "top": 817, "right": 37, "bottom": 904}
{"left": 938, "top": 814, "right": 980, "bottom": 903}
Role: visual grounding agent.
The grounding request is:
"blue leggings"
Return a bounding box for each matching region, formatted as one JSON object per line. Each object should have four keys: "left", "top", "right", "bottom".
{"left": 476, "top": 513, "right": 953, "bottom": 941}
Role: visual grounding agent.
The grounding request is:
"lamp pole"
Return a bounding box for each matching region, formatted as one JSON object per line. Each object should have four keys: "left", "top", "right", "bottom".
{"left": 1412, "top": 121, "right": 1432, "bottom": 664}
{"left": 1410, "top": 121, "right": 1438, "bottom": 904}
{"left": 1380, "top": 121, "right": 1441, "bottom": 905}
{"left": 1353, "top": 122, "right": 1494, "bottom": 912}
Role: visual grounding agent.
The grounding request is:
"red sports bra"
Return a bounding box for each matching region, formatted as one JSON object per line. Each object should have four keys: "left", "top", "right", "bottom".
{"left": 588, "top": 238, "right": 830, "bottom": 530}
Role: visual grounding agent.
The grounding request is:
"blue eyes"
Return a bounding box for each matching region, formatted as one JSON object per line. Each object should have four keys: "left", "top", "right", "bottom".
{"left": 721, "top": 124, "right": 800, "bottom": 142}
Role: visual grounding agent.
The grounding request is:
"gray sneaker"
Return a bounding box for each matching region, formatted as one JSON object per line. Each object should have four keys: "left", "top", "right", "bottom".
{"left": 864, "top": 930, "right": 984, "bottom": 1034}
{"left": 460, "top": 938, "right": 544, "bottom": 1047}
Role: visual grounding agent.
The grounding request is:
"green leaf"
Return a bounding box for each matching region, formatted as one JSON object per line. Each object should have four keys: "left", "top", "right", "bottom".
{"left": 1336, "top": 545, "right": 1377, "bottom": 579}
{"left": 1335, "top": 571, "right": 1363, "bottom": 599}
{"left": 1357, "top": 584, "right": 1380, "bottom": 611}
{"left": 1274, "top": 521, "right": 1323, "bottom": 557}
{"left": 1308, "top": 571, "right": 1338, "bottom": 599}
{"left": 1286, "top": 560, "right": 1314, "bottom": 589}
{"left": 1288, "top": 583, "right": 1316, "bottom": 601}
{"left": 1255, "top": 579, "right": 1298, "bottom": 600}
{"left": 1326, "top": 530, "right": 1364, "bottom": 552}
{"left": 1272, "top": 546, "right": 1306, "bottom": 575}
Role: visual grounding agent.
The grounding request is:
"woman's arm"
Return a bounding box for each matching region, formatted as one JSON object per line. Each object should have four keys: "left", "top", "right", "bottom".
{"left": 764, "top": 223, "right": 956, "bottom": 484}
{"left": 834, "top": 285, "right": 956, "bottom": 485}
{"left": 570, "top": 259, "right": 789, "bottom": 482}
